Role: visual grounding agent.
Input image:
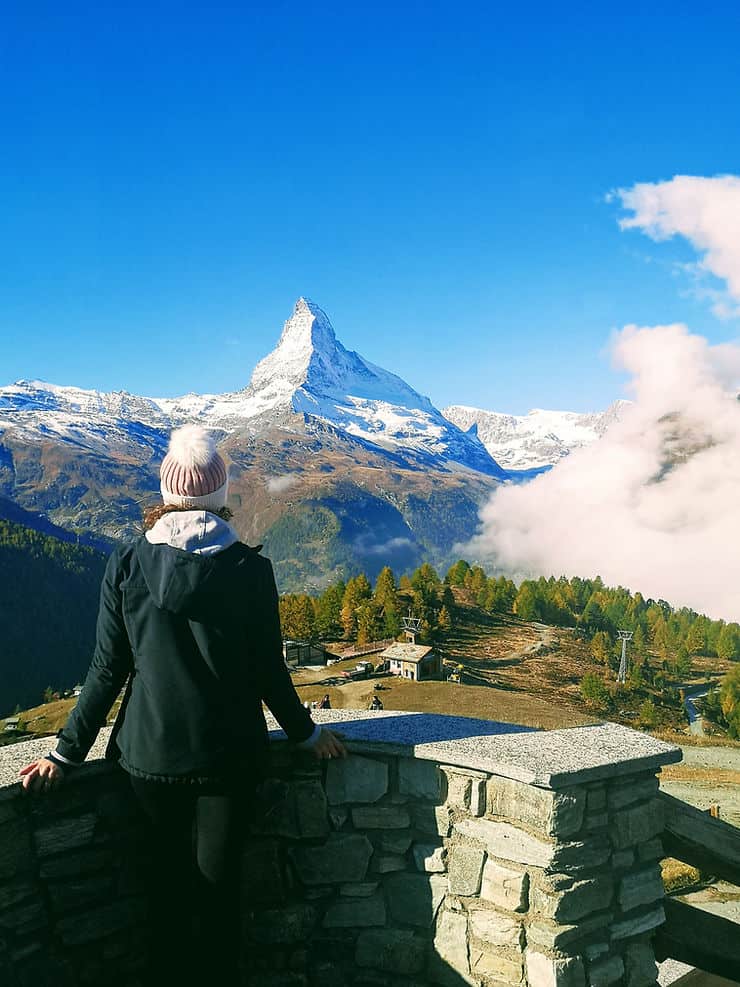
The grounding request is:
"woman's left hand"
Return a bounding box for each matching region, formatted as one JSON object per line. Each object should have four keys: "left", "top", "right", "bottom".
{"left": 311, "top": 727, "right": 348, "bottom": 760}
{"left": 18, "top": 758, "right": 64, "bottom": 794}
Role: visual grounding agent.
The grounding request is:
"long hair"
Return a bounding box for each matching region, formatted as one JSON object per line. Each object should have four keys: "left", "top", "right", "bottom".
{"left": 142, "top": 503, "right": 234, "bottom": 532}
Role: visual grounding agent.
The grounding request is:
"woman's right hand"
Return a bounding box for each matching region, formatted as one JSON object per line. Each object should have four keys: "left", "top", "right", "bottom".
{"left": 18, "top": 757, "right": 65, "bottom": 794}
{"left": 311, "top": 727, "right": 347, "bottom": 760}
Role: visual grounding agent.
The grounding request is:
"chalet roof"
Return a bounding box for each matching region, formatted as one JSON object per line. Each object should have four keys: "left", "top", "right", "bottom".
{"left": 380, "top": 642, "right": 434, "bottom": 663}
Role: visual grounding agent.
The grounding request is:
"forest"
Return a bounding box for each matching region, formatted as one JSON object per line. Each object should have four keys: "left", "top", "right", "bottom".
{"left": 279, "top": 558, "right": 740, "bottom": 662}
{"left": 0, "top": 520, "right": 105, "bottom": 715}
{"left": 278, "top": 559, "right": 740, "bottom": 734}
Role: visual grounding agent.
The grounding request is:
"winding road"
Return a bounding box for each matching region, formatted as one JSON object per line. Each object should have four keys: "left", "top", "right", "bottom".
{"left": 683, "top": 686, "right": 710, "bottom": 737}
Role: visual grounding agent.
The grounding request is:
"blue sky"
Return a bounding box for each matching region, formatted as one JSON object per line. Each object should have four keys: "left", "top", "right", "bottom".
{"left": 2, "top": 2, "right": 739, "bottom": 413}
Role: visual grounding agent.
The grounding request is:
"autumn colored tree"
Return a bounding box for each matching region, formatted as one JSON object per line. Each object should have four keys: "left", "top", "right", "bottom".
{"left": 438, "top": 605, "right": 453, "bottom": 631}
{"left": 590, "top": 631, "right": 611, "bottom": 666}
{"left": 339, "top": 575, "right": 373, "bottom": 639}
{"left": 720, "top": 665, "right": 740, "bottom": 738}
{"left": 717, "top": 624, "right": 740, "bottom": 662}
{"left": 357, "top": 599, "right": 383, "bottom": 645}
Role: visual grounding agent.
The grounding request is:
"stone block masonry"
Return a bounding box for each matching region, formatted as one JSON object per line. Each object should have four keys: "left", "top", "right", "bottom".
{"left": 0, "top": 710, "right": 681, "bottom": 986}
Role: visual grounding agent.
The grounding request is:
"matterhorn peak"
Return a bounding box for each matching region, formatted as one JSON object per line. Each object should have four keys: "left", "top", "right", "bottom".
{"left": 277, "top": 297, "right": 337, "bottom": 353}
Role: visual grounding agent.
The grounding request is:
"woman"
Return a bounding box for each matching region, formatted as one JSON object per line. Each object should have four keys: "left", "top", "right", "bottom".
{"left": 19, "top": 424, "right": 346, "bottom": 985}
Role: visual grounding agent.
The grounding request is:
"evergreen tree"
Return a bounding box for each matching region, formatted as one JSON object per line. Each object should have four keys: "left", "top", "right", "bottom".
{"left": 357, "top": 599, "right": 383, "bottom": 645}
{"left": 374, "top": 566, "right": 397, "bottom": 607}
{"left": 0, "top": 519, "right": 106, "bottom": 715}
{"left": 685, "top": 617, "right": 707, "bottom": 655}
{"left": 382, "top": 606, "right": 402, "bottom": 640}
{"left": 580, "top": 596, "right": 607, "bottom": 633}
{"left": 354, "top": 573, "right": 373, "bottom": 601}
{"left": 467, "top": 566, "right": 487, "bottom": 601}
{"left": 341, "top": 577, "right": 369, "bottom": 639}
{"left": 720, "top": 665, "right": 740, "bottom": 738}
{"left": 639, "top": 698, "right": 658, "bottom": 728}
{"left": 294, "top": 595, "right": 316, "bottom": 641}
{"left": 279, "top": 594, "right": 316, "bottom": 640}
{"left": 486, "top": 577, "right": 516, "bottom": 614}
{"left": 651, "top": 617, "right": 671, "bottom": 661}
{"left": 438, "top": 605, "right": 453, "bottom": 631}
{"left": 590, "top": 631, "right": 611, "bottom": 665}
{"left": 411, "top": 563, "right": 442, "bottom": 594}
{"left": 314, "top": 581, "right": 345, "bottom": 639}
{"left": 580, "top": 672, "right": 611, "bottom": 710}
{"left": 514, "top": 583, "right": 539, "bottom": 621}
{"left": 632, "top": 624, "right": 647, "bottom": 655}
{"left": 444, "top": 560, "right": 471, "bottom": 587}
{"left": 717, "top": 623, "right": 740, "bottom": 662}
{"left": 672, "top": 645, "right": 692, "bottom": 680}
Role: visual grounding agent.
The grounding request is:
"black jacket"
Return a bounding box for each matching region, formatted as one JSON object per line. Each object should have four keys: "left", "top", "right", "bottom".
{"left": 55, "top": 536, "right": 314, "bottom": 781}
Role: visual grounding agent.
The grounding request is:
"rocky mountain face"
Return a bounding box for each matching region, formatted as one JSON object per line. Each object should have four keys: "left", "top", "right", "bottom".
{"left": 0, "top": 299, "right": 507, "bottom": 589}
{"left": 442, "top": 401, "right": 628, "bottom": 471}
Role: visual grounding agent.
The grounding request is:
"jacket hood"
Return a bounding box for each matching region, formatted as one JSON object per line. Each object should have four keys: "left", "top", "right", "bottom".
{"left": 136, "top": 511, "right": 243, "bottom": 614}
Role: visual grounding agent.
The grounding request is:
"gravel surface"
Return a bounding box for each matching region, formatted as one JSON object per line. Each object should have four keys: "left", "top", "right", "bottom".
{"left": 658, "top": 960, "right": 694, "bottom": 985}
{"left": 660, "top": 742, "right": 740, "bottom": 827}
{"left": 0, "top": 729, "right": 113, "bottom": 790}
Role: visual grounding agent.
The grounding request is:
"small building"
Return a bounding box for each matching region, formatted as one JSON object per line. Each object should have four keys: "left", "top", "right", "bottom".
{"left": 283, "top": 640, "right": 328, "bottom": 667}
{"left": 4, "top": 717, "right": 20, "bottom": 732}
{"left": 380, "top": 642, "right": 442, "bottom": 682}
{"left": 72, "top": 684, "right": 83, "bottom": 697}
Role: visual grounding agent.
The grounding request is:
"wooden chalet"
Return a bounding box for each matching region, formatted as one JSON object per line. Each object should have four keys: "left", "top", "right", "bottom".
{"left": 380, "top": 642, "right": 442, "bottom": 682}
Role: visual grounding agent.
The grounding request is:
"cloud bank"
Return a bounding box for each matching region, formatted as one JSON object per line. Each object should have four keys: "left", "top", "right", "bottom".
{"left": 614, "top": 174, "right": 740, "bottom": 317}
{"left": 266, "top": 473, "right": 299, "bottom": 493}
{"left": 465, "top": 323, "right": 740, "bottom": 620}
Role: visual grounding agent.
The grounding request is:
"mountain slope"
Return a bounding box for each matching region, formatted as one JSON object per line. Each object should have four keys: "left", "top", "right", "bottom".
{"left": 443, "top": 401, "right": 629, "bottom": 470}
{"left": 0, "top": 519, "right": 106, "bottom": 716}
{"left": 0, "top": 299, "right": 505, "bottom": 587}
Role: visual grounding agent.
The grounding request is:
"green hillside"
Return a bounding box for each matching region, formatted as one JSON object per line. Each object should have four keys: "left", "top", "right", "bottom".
{"left": 0, "top": 519, "right": 107, "bottom": 716}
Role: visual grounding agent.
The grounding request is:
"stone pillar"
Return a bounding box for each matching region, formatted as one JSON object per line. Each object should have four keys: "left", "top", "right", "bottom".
{"left": 436, "top": 768, "right": 666, "bottom": 986}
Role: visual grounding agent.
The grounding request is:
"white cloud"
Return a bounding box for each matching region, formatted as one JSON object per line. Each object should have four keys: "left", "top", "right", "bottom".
{"left": 353, "top": 534, "right": 415, "bottom": 556}
{"left": 266, "top": 473, "right": 299, "bottom": 493}
{"left": 613, "top": 175, "right": 740, "bottom": 317}
{"left": 464, "top": 323, "right": 740, "bottom": 620}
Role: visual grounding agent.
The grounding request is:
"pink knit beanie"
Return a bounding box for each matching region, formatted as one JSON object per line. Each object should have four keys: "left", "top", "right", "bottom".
{"left": 160, "top": 425, "right": 229, "bottom": 512}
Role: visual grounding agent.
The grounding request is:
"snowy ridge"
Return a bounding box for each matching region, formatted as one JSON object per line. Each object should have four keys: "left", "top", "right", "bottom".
{"left": 443, "top": 401, "right": 630, "bottom": 470}
{"left": 0, "top": 299, "right": 506, "bottom": 477}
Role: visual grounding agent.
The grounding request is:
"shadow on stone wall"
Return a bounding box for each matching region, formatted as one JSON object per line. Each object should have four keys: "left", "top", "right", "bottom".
{"left": 242, "top": 743, "right": 481, "bottom": 986}
{"left": 1, "top": 750, "right": 479, "bottom": 987}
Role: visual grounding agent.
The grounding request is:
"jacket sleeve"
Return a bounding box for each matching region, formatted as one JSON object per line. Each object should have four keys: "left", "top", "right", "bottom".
{"left": 253, "top": 558, "right": 316, "bottom": 744}
{"left": 54, "top": 547, "right": 134, "bottom": 765}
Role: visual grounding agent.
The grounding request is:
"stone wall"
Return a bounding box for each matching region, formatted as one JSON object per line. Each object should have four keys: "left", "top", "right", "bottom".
{"left": 0, "top": 711, "right": 681, "bottom": 987}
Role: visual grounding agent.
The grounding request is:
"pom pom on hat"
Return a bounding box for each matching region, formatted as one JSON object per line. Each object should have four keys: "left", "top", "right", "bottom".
{"left": 160, "top": 425, "right": 228, "bottom": 512}
{"left": 167, "top": 423, "right": 220, "bottom": 468}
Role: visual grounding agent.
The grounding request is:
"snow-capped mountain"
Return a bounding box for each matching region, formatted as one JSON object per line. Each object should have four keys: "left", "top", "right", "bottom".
{"left": 0, "top": 299, "right": 510, "bottom": 582}
{"left": 443, "top": 401, "right": 629, "bottom": 471}
{"left": 0, "top": 299, "right": 505, "bottom": 478}
{"left": 157, "top": 298, "right": 506, "bottom": 476}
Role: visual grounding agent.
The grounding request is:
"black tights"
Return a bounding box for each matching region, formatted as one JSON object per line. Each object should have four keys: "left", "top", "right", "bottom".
{"left": 128, "top": 773, "right": 254, "bottom": 987}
